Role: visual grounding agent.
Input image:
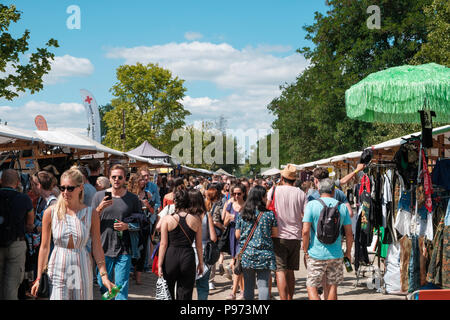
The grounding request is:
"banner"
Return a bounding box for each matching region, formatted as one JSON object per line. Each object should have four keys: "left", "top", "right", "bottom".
{"left": 80, "top": 89, "right": 101, "bottom": 142}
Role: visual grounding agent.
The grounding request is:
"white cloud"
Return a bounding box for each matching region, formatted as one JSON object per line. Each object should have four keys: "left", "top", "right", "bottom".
{"left": 0, "top": 55, "right": 94, "bottom": 87}
{"left": 44, "top": 55, "right": 94, "bottom": 84}
{"left": 106, "top": 41, "right": 308, "bottom": 94}
{"left": 0, "top": 100, "right": 88, "bottom": 133}
{"left": 106, "top": 41, "right": 308, "bottom": 132}
{"left": 184, "top": 32, "right": 204, "bottom": 41}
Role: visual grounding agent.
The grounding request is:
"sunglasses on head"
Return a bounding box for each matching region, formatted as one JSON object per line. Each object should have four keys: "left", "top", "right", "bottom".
{"left": 111, "top": 176, "right": 124, "bottom": 180}
{"left": 58, "top": 185, "right": 79, "bottom": 192}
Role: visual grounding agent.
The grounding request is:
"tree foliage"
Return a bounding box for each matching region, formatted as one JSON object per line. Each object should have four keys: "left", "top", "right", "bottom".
{"left": 268, "top": 0, "right": 434, "bottom": 165}
{"left": 412, "top": 0, "right": 450, "bottom": 67}
{"left": 0, "top": 4, "right": 59, "bottom": 100}
{"left": 103, "top": 63, "right": 191, "bottom": 152}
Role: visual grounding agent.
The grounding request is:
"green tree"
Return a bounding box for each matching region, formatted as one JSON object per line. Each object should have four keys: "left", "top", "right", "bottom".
{"left": 412, "top": 0, "right": 450, "bottom": 67}
{"left": 268, "top": 0, "right": 432, "bottom": 165}
{"left": 0, "top": 4, "right": 58, "bottom": 100}
{"left": 103, "top": 63, "right": 191, "bottom": 152}
{"left": 98, "top": 103, "right": 113, "bottom": 143}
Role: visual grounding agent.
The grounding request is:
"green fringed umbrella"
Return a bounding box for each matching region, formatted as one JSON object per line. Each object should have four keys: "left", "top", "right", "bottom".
{"left": 345, "top": 63, "right": 450, "bottom": 124}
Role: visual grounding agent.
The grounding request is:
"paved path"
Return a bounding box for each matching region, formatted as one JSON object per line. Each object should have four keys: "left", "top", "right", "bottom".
{"left": 94, "top": 252, "right": 406, "bottom": 300}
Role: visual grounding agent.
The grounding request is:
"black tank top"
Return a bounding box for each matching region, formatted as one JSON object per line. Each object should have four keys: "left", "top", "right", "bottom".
{"left": 168, "top": 214, "right": 196, "bottom": 248}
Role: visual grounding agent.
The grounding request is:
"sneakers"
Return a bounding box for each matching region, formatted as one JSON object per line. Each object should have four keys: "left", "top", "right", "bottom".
{"left": 209, "top": 282, "right": 216, "bottom": 290}
{"left": 237, "top": 292, "right": 245, "bottom": 300}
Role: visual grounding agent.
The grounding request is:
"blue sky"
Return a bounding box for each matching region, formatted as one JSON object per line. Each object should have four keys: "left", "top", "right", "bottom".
{"left": 0, "top": 0, "right": 328, "bottom": 141}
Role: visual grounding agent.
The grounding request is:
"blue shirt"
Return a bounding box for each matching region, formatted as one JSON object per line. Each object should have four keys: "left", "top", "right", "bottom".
{"left": 303, "top": 197, "right": 351, "bottom": 260}
{"left": 236, "top": 210, "right": 277, "bottom": 270}
{"left": 145, "top": 182, "right": 161, "bottom": 211}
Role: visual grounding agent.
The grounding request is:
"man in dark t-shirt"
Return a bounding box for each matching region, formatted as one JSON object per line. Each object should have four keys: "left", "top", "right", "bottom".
{"left": 0, "top": 169, "right": 34, "bottom": 300}
{"left": 91, "top": 164, "right": 141, "bottom": 300}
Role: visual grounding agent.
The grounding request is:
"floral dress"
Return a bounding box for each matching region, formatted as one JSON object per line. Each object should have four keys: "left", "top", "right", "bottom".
{"left": 235, "top": 210, "right": 277, "bottom": 270}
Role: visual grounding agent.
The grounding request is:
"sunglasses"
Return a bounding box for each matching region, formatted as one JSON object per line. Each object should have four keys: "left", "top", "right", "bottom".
{"left": 58, "top": 185, "right": 79, "bottom": 192}
{"left": 111, "top": 176, "right": 124, "bottom": 180}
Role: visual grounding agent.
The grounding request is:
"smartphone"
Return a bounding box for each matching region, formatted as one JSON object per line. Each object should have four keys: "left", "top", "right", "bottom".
{"left": 105, "top": 191, "right": 112, "bottom": 200}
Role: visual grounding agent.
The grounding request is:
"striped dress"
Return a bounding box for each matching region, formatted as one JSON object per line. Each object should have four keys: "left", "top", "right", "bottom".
{"left": 47, "top": 206, "right": 93, "bottom": 300}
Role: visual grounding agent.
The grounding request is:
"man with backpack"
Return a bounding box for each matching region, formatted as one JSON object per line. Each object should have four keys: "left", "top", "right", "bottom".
{"left": 302, "top": 178, "right": 353, "bottom": 300}
{"left": 0, "top": 169, "right": 34, "bottom": 300}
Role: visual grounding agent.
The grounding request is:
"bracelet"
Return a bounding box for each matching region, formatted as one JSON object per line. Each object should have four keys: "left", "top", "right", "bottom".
{"left": 353, "top": 169, "right": 359, "bottom": 175}
{"left": 97, "top": 260, "right": 105, "bottom": 266}
{"left": 100, "top": 271, "right": 108, "bottom": 277}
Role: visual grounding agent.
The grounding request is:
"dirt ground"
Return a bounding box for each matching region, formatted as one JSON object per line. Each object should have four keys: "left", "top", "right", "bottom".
{"left": 93, "top": 251, "right": 406, "bottom": 301}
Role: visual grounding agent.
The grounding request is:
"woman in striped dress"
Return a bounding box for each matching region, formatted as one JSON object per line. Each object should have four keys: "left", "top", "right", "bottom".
{"left": 31, "top": 168, "right": 114, "bottom": 300}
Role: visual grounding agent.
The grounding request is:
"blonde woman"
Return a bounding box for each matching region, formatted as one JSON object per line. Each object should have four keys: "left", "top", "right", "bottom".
{"left": 31, "top": 168, "right": 114, "bottom": 299}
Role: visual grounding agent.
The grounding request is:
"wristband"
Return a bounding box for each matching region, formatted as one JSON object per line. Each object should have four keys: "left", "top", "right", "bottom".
{"left": 353, "top": 169, "right": 359, "bottom": 175}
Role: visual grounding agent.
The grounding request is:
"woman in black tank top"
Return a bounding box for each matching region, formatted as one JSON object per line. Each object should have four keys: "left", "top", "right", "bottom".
{"left": 158, "top": 188, "right": 204, "bottom": 300}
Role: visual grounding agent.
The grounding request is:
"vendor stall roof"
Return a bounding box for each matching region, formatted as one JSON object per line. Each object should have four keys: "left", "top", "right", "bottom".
{"left": 0, "top": 125, "right": 41, "bottom": 144}
{"left": 287, "top": 124, "right": 450, "bottom": 170}
{"left": 0, "top": 124, "right": 170, "bottom": 166}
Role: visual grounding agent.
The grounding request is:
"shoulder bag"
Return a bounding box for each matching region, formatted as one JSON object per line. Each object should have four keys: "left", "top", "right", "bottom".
{"left": 233, "top": 210, "right": 264, "bottom": 275}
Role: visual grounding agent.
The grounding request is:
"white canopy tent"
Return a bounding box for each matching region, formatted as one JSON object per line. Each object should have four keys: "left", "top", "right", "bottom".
{"left": 0, "top": 124, "right": 170, "bottom": 168}
{"left": 287, "top": 124, "right": 450, "bottom": 171}
{"left": 260, "top": 167, "right": 280, "bottom": 176}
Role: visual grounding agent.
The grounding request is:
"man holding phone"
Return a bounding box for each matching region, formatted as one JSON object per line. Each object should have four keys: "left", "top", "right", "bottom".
{"left": 91, "top": 164, "right": 142, "bottom": 300}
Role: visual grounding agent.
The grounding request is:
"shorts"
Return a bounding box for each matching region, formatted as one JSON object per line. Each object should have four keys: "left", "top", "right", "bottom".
{"left": 273, "top": 238, "right": 300, "bottom": 271}
{"left": 306, "top": 256, "right": 343, "bottom": 288}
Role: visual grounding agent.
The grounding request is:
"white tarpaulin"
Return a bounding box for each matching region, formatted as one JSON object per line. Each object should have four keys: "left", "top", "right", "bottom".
{"left": 261, "top": 168, "right": 280, "bottom": 176}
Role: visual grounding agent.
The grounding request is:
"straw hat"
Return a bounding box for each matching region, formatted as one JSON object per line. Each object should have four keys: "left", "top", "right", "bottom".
{"left": 280, "top": 164, "right": 297, "bottom": 180}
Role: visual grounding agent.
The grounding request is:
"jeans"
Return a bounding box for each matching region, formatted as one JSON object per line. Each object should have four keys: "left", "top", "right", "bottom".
{"left": 408, "top": 235, "right": 420, "bottom": 293}
{"left": 97, "top": 254, "right": 131, "bottom": 300}
{"left": 242, "top": 268, "right": 271, "bottom": 300}
{"left": 195, "top": 269, "right": 211, "bottom": 300}
{"left": 0, "top": 240, "right": 26, "bottom": 300}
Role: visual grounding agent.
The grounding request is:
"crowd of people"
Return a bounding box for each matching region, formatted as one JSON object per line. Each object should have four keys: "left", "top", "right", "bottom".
{"left": 0, "top": 159, "right": 366, "bottom": 300}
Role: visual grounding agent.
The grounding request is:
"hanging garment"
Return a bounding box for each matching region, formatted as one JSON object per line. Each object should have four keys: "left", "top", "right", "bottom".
{"left": 445, "top": 200, "right": 450, "bottom": 227}
{"left": 384, "top": 242, "right": 402, "bottom": 293}
{"left": 432, "top": 159, "right": 450, "bottom": 191}
{"left": 400, "top": 235, "right": 412, "bottom": 292}
{"left": 421, "top": 149, "right": 433, "bottom": 213}
{"left": 426, "top": 216, "right": 445, "bottom": 287}
{"left": 408, "top": 235, "right": 421, "bottom": 293}
{"left": 419, "top": 236, "right": 428, "bottom": 286}
{"left": 354, "top": 205, "right": 370, "bottom": 271}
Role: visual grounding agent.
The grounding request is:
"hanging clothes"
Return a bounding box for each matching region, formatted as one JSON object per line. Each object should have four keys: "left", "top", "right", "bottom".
{"left": 432, "top": 159, "right": 450, "bottom": 191}
{"left": 426, "top": 216, "right": 447, "bottom": 287}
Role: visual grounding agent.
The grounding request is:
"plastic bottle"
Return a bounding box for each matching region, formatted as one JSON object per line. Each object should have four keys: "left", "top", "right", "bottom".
{"left": 102, "top": 285, "right": 122, "bottom": 300}
{"left": 114, "top": 219, "right": 123, "bottom": 239}
{"left": 343, "top": 255, "right": 353, "bottom": 273}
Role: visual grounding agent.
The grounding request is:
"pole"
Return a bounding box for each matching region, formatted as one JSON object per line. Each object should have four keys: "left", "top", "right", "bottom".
{"left": 121, "top": 109, "right": 126, "bottom": 151}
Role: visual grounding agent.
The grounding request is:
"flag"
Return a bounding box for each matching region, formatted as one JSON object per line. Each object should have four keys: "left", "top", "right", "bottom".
{"left": 80, "top": 89, "right": 101, "bottom": 142}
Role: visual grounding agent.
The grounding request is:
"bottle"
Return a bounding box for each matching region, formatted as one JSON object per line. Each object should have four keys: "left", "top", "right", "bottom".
{"left": 102, "top": 285, "right": 122, "bottom": 300}
{"left": 343, "top": 255, "right": 353, "bottom": 273}
{"left": 114, "top": 219, "right": 123, "bottom": 239}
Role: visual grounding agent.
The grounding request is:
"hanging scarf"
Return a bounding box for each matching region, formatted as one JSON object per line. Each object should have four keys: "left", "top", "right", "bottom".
{"left": 359, "top": 174, "right": 371, "bottom": 196}
{"left": 422, "top": 149, "right": 433, "bottom": 213}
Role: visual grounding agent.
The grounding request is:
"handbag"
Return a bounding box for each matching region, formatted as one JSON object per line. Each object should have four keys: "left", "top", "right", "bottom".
{"left": 37, "top": 266, "right": 50, "bottom": 298}
{"left": 233, "top": 211, "right": 264, "bottom": 276}
{"left": 266, "top": 186, "right": 277, "bottom": 217}
{"left": 155, "top": 276, "right": 172, "bottom": 300}
{"left": 203, "top": 213, "right": 220, "bottom": 266}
